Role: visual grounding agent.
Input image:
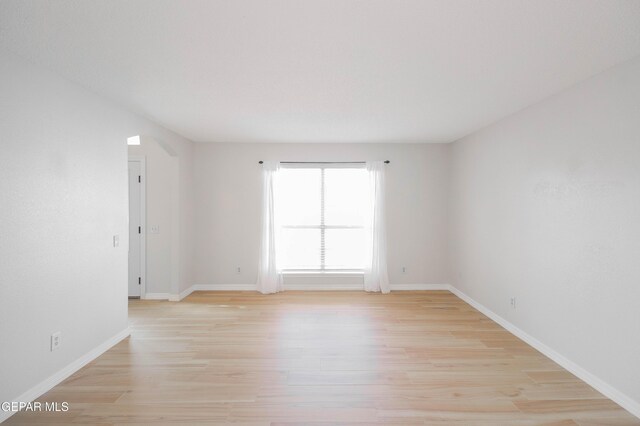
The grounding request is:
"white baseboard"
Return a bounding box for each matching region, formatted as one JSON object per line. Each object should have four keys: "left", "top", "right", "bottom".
{"left": 392, "top": 283, "right": 450, "bottom": 291}
{"left": 181, "top": 286, "right": 195, "bottom": 300}
{"left": 143, "top": 292, "right": 171, "bottom": 300}
{"left": 169, "top": 286, "right": 195, "bottom": 302}
{"left": 448, "top": 286, "right": 640, "bottom": 419}
{"left": 192, "top": 283, "right": 451, "bottom": 292}
{"left": 0, "top": 327, "right": 130, "bottom": 424}
{"left": 194, "top": 284, "right": 256, "bottom": 291}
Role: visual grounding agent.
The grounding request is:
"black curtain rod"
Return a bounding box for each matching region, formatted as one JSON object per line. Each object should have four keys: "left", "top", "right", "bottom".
{"left": 258, "top": 160, "right": 390, "bottom": 164}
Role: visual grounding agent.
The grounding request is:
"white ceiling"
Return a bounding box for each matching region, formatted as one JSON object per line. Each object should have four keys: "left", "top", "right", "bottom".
{"left": 2, "top": 1, "right": 640, "bottom": 143}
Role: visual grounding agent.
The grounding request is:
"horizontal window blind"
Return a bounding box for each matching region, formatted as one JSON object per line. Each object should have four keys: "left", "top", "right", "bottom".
{"left": 276, "top": 166, "right": 367, "bottom": 271}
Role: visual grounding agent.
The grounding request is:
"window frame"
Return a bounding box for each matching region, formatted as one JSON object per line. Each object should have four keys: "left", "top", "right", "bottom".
{"left": 277, "top": 164, "right": 367, "bottom": 273}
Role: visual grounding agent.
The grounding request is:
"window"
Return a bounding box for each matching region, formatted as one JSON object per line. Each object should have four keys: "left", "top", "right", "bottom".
{"left": 275, "top": 166, "right": 368, "bottom": 271}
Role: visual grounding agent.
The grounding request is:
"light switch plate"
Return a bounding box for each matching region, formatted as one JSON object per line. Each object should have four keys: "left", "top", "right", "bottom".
{"left": 113, "top": 235, "right": 119, "bottom": 247}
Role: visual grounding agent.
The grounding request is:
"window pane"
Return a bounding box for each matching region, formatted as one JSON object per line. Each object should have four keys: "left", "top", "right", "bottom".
{"left": 324, "top": 168, "right": 368, "bottom": 226}
{"left": 279, "top": 228, "right": 321, "bottom": 270}
{"left": 276, "top": 168, "right": 321, "bottom": 226}
{"left": 324, "top": 228, "right": 365, "bottom": 270}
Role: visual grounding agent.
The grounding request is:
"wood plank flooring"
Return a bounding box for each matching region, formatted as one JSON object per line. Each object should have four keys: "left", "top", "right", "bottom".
{"left": 7, "top": 291, "right": 638, "bottom": 425}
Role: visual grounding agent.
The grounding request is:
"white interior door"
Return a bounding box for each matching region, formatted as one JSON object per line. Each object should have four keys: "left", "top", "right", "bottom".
{"left": 128, "top": 161, "right": 142, "bottom": 297}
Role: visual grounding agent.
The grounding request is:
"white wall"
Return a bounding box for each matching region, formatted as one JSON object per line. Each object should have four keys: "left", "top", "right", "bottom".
{"left": 128, "top": 139, "right": 177, "bottom": 296}
{"left": 194, "top": 143, "right": 450, "bottom": 287}
{"left": 449, "top": 56, "right": 640, "bottom": 409}
{"left": 128, "top": 135, "right": 195, "bottom": 298}
{"left": 0, "top": 48, "right": 194, "bottom": 410}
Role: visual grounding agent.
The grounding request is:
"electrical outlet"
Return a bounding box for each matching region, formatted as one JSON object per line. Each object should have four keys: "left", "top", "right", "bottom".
{"left": 401, "top": 266, "right": 407, "bottom": 274}
{"left": 113, "top": 235, "right": 119, "bottom": 247}
{"left": 236, "top": 267, "right": 241, "bottom": 274}
{"left": 51, "top": 332, "right": 61, "bottom": 351}
{"left": 150, "top": 225, "right": 160, "bottom": 234}
{"left": 510, "top": 297, "right": 517, "bottom": 309}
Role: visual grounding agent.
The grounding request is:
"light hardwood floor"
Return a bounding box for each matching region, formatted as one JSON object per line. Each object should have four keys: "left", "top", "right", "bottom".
{"left": 7, "top": 291, "right": 639, "bottom": 425}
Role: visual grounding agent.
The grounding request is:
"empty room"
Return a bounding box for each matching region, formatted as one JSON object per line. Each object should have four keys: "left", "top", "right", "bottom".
{"left": 1, "top": 0, "right": 639, "bottom": 424}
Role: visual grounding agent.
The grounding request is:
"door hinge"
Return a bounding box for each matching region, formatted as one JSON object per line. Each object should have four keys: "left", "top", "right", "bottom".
{"left": 138, "top": 226, "right": 141, "bottom": 234}
{"left": 138, "top": 175, "right": 141, "bottom": 183}
{"left": 138, "top": 277, "right": 141, "bottom": 285}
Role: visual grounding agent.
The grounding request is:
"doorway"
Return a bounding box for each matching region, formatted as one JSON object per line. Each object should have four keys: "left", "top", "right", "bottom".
{"left": 128, "top": 157, "right": 146, "bottom": 298}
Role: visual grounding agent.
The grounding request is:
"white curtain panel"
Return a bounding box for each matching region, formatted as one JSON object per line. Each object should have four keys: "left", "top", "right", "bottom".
{"left": 256, "top": 161, "right": 283, "bottom": 294}
{"left": 364, "top": 161, "right": 390, "bottom": 293}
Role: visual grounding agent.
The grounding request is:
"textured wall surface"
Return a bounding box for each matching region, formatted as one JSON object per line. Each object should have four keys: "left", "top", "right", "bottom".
{"left": 0, "top": 48, "right": 194, "bottom": 404}
{"left": 449, "top": 56, "right": 640, "bottom": 405}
